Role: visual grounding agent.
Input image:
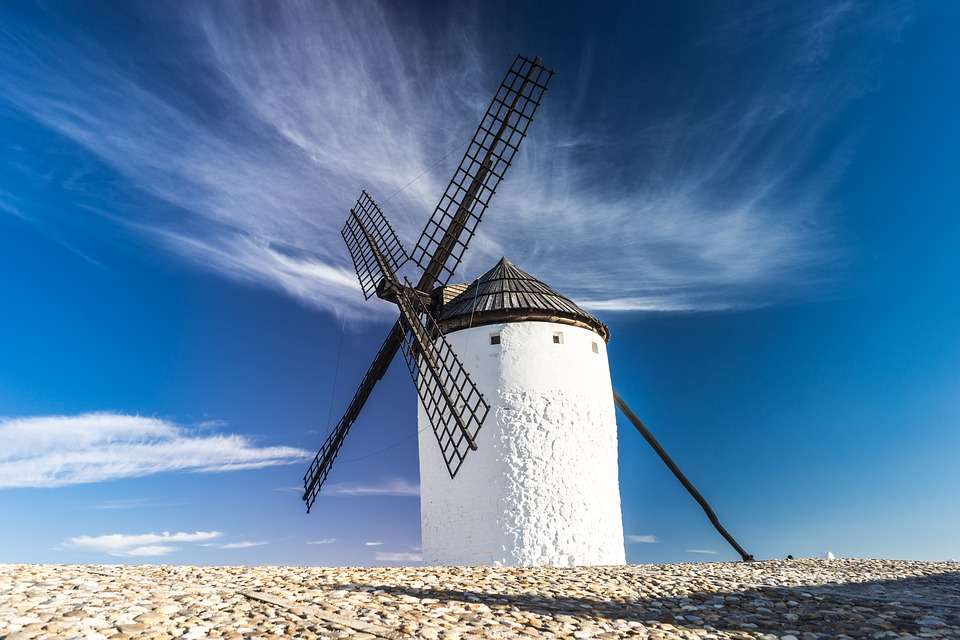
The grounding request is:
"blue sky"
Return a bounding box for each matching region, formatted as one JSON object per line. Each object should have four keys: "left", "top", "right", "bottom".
{"left": 1, "top": 0, "right": 957, "bottom": 565}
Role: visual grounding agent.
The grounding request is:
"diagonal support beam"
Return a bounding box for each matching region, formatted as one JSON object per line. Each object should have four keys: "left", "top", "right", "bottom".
{"left": 613, "top": 390, "right": 755, "bottom": 562}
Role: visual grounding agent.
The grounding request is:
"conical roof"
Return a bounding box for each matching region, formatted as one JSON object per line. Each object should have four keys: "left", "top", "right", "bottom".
{"left": 436, "top": 257, "right": 609, "bottom": 341}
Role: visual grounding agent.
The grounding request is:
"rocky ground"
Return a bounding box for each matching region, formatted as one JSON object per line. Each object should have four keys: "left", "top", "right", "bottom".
{"left": 1, "top": 559, "right": 957, "bottom": 639}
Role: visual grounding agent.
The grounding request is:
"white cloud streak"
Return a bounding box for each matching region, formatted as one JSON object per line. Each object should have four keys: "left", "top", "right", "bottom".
{"left": 86, "top": 498, "right": 176, "bottom": 510}
{"left": 274, "top": 486, "right": 302, "bottom": 495}
{"left": 375, "top": 551, "right": 423, "bottom": 563}
{"left": 307, "top": 538, "right": 336, "bottom": 545}
{"left": 123, "top": 545, "right": 178, "bottom": 557}
{"left": 364, "top": 541, "right": 384, "bottom": 547}
{"left": 217, "top": 541, "right": 267, "bottom": 549}
{"left": 0, "top": 413, "right": 309, "bottom": 489}
{"left": 625, "top": 534, "right": 658, "bottom": 544}
{"left": 686, "top": 549, "right": 719, "bottom": 555}
{"left": 0, "top": 193, "right": 26, "bottom": 220}
{"left": 324, "top": 479, "right": 420, "bottom": 497}
{"left": 0, "top": 3, "right": 909, "bottom": 315}
{"left": 66, "top": 531, "right": 221, "bottom": 557}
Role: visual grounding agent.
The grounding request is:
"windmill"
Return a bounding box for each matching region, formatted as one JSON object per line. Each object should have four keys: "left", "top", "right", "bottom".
{"left": 303, "top": 54, "right": 753, "bottom": 565}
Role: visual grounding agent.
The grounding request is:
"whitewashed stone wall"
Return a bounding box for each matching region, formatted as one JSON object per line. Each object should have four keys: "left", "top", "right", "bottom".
{"left": 417, "top": 321, "right": 625, "bottom": 566}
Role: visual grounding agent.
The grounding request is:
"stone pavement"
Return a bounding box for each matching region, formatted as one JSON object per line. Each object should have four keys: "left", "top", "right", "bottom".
{"left": 1, "top": 559, "right": 958, "bottom": 639}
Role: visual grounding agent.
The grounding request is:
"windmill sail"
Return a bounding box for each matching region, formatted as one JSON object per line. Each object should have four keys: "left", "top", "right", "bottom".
{"left": 395, "top": 285, "right": 490, "bottom": 478}
{"left": 343, "top": 192, "right": 491, "bottom": 477}
{"left": 305, "top": 187, "right": 491, "bottom": 508}
{"left": 302, "top": 326, "right": 403, "bottom": 511}
{"left": 304, "top": 55, "right": 552, "bottom": 511}
{"left": 344, "top": 190, "right": 491, "bottom": 477}
{"left": 342, "top": 191, "right": 409, "bottom": 299}
{"left": 411, "top": 55, "right": 554, "bottom": 288}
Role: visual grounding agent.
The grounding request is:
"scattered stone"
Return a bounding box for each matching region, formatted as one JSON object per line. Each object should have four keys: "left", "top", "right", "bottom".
{"left": 916, "top": 616, "right": 946, "bottom": 628}
{"left": 0, "top": 560, "right": 957, "bottom": 639}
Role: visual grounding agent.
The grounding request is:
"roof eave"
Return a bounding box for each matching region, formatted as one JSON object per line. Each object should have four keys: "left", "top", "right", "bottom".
{"left": 438, "top": 308, "right": 610, "bottom": 342}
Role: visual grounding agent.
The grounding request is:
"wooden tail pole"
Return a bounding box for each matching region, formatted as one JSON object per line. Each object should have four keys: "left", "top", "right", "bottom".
{"left": 613, "top": 390, "right": 754, "bottom": 562}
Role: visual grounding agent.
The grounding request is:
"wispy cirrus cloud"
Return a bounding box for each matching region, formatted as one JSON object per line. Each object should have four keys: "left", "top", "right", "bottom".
{"left": 625, "top": 534, "right": 658, "bottom": 544}
{"left": 325, "top": 479, "right": 420, "bottom": 497}
{"left": 66, "top": 531, "right": 221, "bottom": 557}
{"left": 85, "top": 498, "right": 178, "bottom": 510}
{"left": 0, "top": 413, "right": 308, "bottom": 489}
{"left": 0, "top": 2, "right": 910, "bottom": 315}
{"left": 686, "top": 549, "right": 719, "bottom": 555}
{"left": 217, "top": 541, "right": 267, "bottom": 550}
{"left": 0, "top": 189, "right": 106, "bottom": 268}
{"left": 376, "top": 551, "right": 423, "bottom": 563}
{"left": 0, "top": 191, "right": 26, "bottom": 219}
{"left": 307, "top": 538, "right": 336, "bottom": 545}
{"left": 277, "top": 478, "right": 419, "bottom": 498}
{"left": 364, "top": 541, "right": 384, "bottom": 547}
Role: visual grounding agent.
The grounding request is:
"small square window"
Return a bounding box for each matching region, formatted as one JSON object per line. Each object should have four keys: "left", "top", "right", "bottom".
{"left": 552, "top": 332, "right": 564, "bottom": 344}
{"left": 490, "top": 334, "right": 501, "bottom": 345}
{"left": 591, "top": 341, "right": 599, "bottom": 354}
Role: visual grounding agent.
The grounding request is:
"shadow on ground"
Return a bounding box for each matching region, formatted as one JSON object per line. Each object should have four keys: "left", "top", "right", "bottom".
{"left": 328, "top": 569, "right": 960, "bottom": 637}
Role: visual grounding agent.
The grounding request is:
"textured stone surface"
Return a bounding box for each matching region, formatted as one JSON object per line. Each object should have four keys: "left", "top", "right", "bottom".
{"left": 418, "top": 321, "right": 624, "bottom": 566}
{"left": 2, "top": 559, "right": 957, "bottom": 639}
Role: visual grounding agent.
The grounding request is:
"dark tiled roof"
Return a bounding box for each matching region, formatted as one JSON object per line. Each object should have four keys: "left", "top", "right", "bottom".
{"left": 436, "top": 257, "right": 609, "bottom": 340}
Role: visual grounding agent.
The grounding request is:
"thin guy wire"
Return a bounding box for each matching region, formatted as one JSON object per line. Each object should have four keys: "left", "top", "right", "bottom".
{"left": 323, "top": 323, "right": 345, "bottom": 432}
{"left": 467, "top": 278, "right": 481, "bottom": 329}
{"left": 337, "top": 423, "right": 432, "bottom": 464}
{"left": 382, "top": 143, "right": 463, "bottom": 204}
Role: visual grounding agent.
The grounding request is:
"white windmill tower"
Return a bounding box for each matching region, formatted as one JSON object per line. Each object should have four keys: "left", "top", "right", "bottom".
{"left": 302, "top": 55, "right": 753, "bottom": 566}
{"left": 419, "top": 257, "right": 624, "bottom": 565}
